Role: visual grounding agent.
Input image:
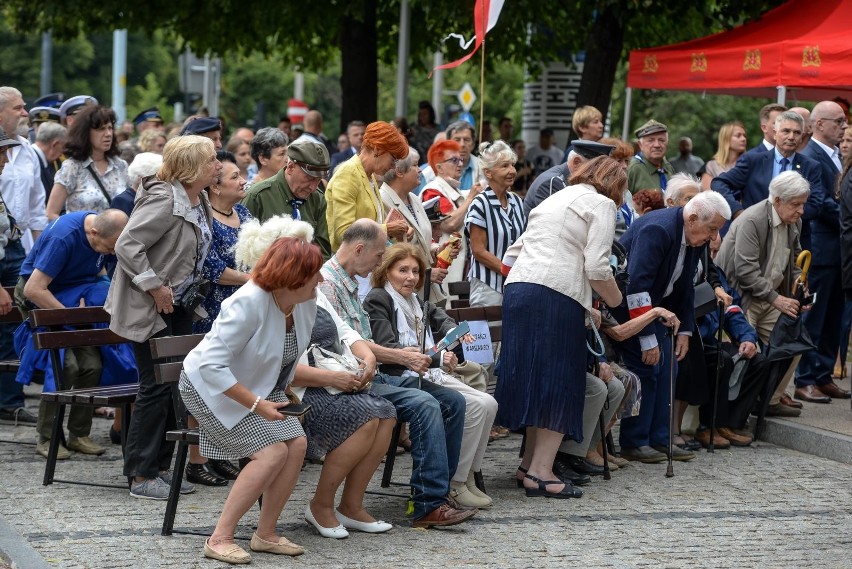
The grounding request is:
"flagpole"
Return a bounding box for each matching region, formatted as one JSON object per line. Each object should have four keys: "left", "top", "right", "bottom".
{"left": 478, "top": 0, "right": 486, "bottom": 147}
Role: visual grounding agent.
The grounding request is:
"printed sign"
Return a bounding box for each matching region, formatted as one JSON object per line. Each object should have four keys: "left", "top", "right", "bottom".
{"left": 462, "top": 320, "right": 493, "bottom": 365}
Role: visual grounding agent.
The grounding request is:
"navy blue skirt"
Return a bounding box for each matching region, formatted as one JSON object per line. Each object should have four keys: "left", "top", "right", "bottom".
{"left": 494, "top": 282, "right": 588, "bottom": 442}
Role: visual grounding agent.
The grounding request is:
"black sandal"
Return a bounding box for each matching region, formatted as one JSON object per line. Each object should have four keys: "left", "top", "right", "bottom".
{"left": 209, "top": 459, "right": 241, "bottom": 480}
{"left": 523, "top": 473, "right": 583, "bottom": 499}
{"left": 185, "top": 462, "right": 229, "bottom": 486}
{"left": 515, "top": 465, "right": 528, "bottom": 488}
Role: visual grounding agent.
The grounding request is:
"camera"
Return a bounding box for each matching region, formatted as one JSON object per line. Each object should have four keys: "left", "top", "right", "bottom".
{"left": 179, "top": 279, "right": 210, "bottom": 312}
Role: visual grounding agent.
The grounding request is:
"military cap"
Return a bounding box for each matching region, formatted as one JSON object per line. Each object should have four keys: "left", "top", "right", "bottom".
{"left": 180, "top": 116, "right": 222, "bottom": 136}
{"left": 33, "top": 93, "right": 66, "bottom": 109}
{"left": 29, "top": 106, "right": 62, "bottom": 124}
{"left": 59, "top": 95, "right": 98, "bottom": 119}
{"left": 572, "top": 139, "right": 615, "bottom": 160}
{"left": 133, "top": 107, "right": 163, "bottom": 126}
{"left": 634, "top": 119, "right": 668, "bottom": 139}
{"left": 287, "top": 138, "right": 330, "bottom": 177}
{"left": 423, "top": 196, "right": 449, "bottom": 223}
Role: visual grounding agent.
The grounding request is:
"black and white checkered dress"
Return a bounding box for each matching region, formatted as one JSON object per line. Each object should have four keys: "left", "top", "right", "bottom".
{"left": 179, "top": 328, "right": 305, "bottom": 460}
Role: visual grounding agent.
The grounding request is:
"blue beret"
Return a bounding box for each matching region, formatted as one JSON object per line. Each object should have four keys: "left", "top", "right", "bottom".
{"left": 59, "top": 95, "right": 98, "bottom": 119}
{"left": 180, "top": 117, "right": 221, "bottom": 136}
{"left": 133, "top": 107, "right": 163, "bottom": 125}
{"left": 29, "top": 106, "right": 62, "bottom": 124}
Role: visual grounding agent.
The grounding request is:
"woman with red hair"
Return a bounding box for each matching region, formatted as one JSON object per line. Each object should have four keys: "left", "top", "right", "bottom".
{"left": 326, "top": 121, "right": 410, "bottom": 251}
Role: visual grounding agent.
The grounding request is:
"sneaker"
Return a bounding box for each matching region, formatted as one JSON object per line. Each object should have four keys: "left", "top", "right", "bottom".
{"left": 35, "top": 440, "right": 71, "bottom": 460}
{"left": 159, "top": 471, "right": 196, "bottom": 495}
{"left": 67, "top": 436, "right": 106, "bottom": 456}
{"left": 129, "top": 477, "right": 171, "bottom": 500}
{"left": 0, "top": 407, "right": 37, "bottom": 426}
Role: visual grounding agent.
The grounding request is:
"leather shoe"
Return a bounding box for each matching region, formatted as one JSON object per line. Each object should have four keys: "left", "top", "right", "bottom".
{"left": 412, "top": 503, "right": 476, "bottom": 528}
{"left": 250, "top": 533, "right": 304, "bottom": 556}
{"left": 794, "top": 385, "right": 831, "bottom": 403}
{"left": 717, "top": 427, "right": 753, "bottom": 446}
{"left": 651, "top": 444, "right": 695, "bottom": 461}
{"left": 552, "top": 458, "right": 592, "bottom": 486}
{"left": 766, "top": 403, "right": 801, "bottom": 417}
{"left": 817, "top": 382, "right": 851, "bottom": 399}
{"left": 695, "top": 429, "right": 731, "bottom": 450}
{"left": 779, "top": 393, "right": 803, "bottom": 409}
{"left": 563, "top": 453, "right": 605, "bottom": 475}
{"left": 620, "top": 445, "right": 667, "bottom": 463}
{"left": 186, "top": 462, "right": 229, "bottom": 486}
{"left": 204, "top": 539, "right": 250, "bottom": 565}
{"left": 209, "top": 459, "right": 241, "bottom": 480}
{"left": 67, "top": 436, "right": 106, "bottom": 456}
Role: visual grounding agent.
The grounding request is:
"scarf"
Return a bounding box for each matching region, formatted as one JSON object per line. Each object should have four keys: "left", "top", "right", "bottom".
{"left": 383, "top": 283, "right": 448, "bottom": 384}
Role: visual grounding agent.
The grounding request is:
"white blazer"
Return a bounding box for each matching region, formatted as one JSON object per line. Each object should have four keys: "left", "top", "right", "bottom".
{"left": 182, "top": 280, "right": 317, "bottom": 429}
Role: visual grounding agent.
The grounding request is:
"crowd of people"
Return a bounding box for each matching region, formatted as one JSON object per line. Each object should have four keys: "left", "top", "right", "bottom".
{"left": 2, "top": 84, "right": 851, "bottom": 564}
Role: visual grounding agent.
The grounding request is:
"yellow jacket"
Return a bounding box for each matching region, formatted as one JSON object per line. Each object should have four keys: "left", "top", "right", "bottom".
{"left": 325, "top": 154, "right": 387, "bottom": 251}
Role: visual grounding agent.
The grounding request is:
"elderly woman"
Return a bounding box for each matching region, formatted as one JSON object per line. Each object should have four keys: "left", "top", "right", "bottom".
{"left": 47, "top": 104, "right": 128, "bottom": 220}
{"left": 138, "top": 129, "right": 167, "bottom": 155}
{"left": 464, "top": 140, "right": 527, "bottom": 306}
{"left": 495, "top": 157, "right": 624, "bottom": 498}
{"left": 110, "top": 152, "right": 163, "bottom": 217}
{"left": 248, "top": 127, "right": 288, "bottom": 187}
{"left": 105, "top": 135, "right": 221, "bottom": 500}
{"left": 325, "top": 121, "right": 410, "bottom": 251}
{"left": 364, "top": 243, "right": 498, "bottom": 509}
{"left": 179, "top": 232, "right": 322, "bottom": 564}
{"left": 701, "top": 121, "right": 747, "bottom": 190}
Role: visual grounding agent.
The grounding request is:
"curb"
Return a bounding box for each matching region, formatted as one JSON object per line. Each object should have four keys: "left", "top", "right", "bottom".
{"left": 761, "top": 416, "right": 852, "bottom": 465}
{"left": 0, "top": 516, "right": 52, "bottom": 569}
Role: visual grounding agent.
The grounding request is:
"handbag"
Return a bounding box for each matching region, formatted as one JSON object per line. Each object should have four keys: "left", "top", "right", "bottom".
{"left": 308, "top": 343, "right": 367, "bottom": 395}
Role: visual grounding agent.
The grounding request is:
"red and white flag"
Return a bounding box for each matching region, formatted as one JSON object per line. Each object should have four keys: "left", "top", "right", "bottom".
{"left": 432, "top": 0, "right": 506, "bottom": 73}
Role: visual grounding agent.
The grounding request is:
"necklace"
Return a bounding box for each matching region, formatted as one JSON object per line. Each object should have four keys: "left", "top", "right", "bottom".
{"left": 271, "top": 292, "right": 295, "bottom": 317}
{"left": 210, "top": 205, "right": 234, "bottom": 217}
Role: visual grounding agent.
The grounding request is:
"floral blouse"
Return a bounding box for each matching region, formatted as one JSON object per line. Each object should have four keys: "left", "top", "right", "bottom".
{"left": 54, "top": 156, "right": 128, "bottom": 213}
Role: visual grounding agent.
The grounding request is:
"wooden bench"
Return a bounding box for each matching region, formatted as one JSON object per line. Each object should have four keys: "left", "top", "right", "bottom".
{"left": 447, "top": 281, "right": 471, "bottom": 309}
{"left": 149, "top": 333, "right": 204, "bottom": 537}
{"left": 31, "top": 307, "right": 137, "bottom": 488}
{"left": 0, "top": 286, "right": 24, "bottom": 375}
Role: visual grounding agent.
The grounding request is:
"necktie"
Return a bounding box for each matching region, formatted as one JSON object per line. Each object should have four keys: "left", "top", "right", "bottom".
{"left": 656, "top": 168, "right": 667, "bottom": 191}
{"left": 289, "top": 198, "right": 304, "bottom": 220}
{"left": 780, "top": 157, "right": 790, "bottom": 172}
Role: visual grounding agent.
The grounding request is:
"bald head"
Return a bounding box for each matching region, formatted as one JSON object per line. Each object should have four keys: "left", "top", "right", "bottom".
{"left": 811, "top": 101, "right": 848, "bottom": 147}
{"left": 337, "top": 219, "right": 387, "bottom": 277}
{"left": 233, "top": 127, "right": 254, "bottom": 142}
{"left": 303, "top": 110, "right": 323, "bottom": 134}
{"left": 88, "top": 209, "right": 129, "bottom": 254}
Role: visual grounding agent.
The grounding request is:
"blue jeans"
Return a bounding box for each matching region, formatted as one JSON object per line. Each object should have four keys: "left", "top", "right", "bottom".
{"left": 0, "top": 241, "right": 25, "bottom": 410}
{"left": 371, "top": 372, "right": 465, "bottom": 519}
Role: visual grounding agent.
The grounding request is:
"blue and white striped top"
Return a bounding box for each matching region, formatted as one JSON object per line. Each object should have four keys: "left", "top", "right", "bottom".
{"left": 464, "top": 188, "right": 527, "bottom": 294}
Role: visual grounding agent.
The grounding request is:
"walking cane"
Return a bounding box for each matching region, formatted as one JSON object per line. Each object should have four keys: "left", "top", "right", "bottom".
{"left": 592, "top": 360, "right": 612, "bottom": 481}
{"left": 666, "top": 324, "right": 676, "bottom": 478}
{"left": 708, "top": 300, "right": 725, "bottom": 453}
{"left": 418, "top": 269, "right": 433, "bottom": 390}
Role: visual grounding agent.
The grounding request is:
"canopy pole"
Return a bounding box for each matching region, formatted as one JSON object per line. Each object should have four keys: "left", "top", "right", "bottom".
{"left": 777, "top": 85, "right": 787, "bottom": 106}
{"left": 622, "top": 87, "right": 633, "bottom": 141}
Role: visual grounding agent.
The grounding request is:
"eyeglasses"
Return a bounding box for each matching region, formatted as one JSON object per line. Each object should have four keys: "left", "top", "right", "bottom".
{"left": 441, "top": 157, "right": 464, "bottom": 166}
{"left": 825, "top": 117, "right": 848, "bottom": 126}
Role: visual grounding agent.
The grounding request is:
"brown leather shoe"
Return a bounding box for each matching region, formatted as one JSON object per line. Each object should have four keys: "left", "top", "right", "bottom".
{"left": 794, "top": 385, "right": 831, "bottom": 403}
{"left": 717, "top": 427, "right": 753, "bottom": 447}
{"left": 817, "top": 382, "right": 852, "bottom": 399}
{"left": 779, "top": 393, "right": 803, "bottom": 409}
{"left": 695, "top": 429, "right": 731, "bottom": 450}
{"left": 412, "top": 504, "right": 476, "bottom": 528}
{"left": 766, "top": 403, "right": 801, "bottom": 417}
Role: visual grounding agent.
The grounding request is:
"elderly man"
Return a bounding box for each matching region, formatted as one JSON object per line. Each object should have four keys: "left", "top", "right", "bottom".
{"left": 329, "top": 120, "right": 365, "bottom": 177}
{"left": 613, "top": 191, "right": 731, "bottom": 463}
{"left": 16, "top": 209, "right": 128, "bottom": 458}
{"left": 789, "top": 107, "right": 812, "bottom": 151}
{"left": 750, "top": 103, "right": 787, "bottom": 153}
{"left": 318, "top": 219, "right": 474, "bottom": 528}
{"left": 31, "top": 122, "right": 67, "bottom": 203}
{"left": 715, "top": 171, "right": 811, "bottom": 416}
{"left": 712, "top": 111, "right": 825, "bottom": 227}
{"left": 241, "top": 138, "right": 332, "bottom": 259}
{"left": 670, "top": 137, "right": 705, "bottom": 176}
{"left": 794, "top": 101, "right": 850, "bottom": 401}
{"left": 628, "top": 119, "right": 676, "bottom": 195}
{"left": 522, "top": 140, "right": 614, "bottom": 216}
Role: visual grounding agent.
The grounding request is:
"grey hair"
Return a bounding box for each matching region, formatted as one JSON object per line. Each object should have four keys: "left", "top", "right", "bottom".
{"left": 0, "top": 87, "right": 22, "bottom": 111}
{"left": 127, "top": 152, "right": 164, "bottom": 190}
{"left": 341, "top": 218, "right": 383, "bottom": 245}
{"left": 478, "top": 140, "right": 517, "bottom": 171}
{"left": 445, "top": 120, "right": 475, "bottom": 140}
{"left": 774, "top": 110, "right": 804, "bottom": 131}
{"left": 382, "top": 147, "right": 420, "bottom": 184}
{"left": 251, "top": 127, "right": 288, "bottom": 164}
{"left": 768, "top": 170, "right": 810, "bottom": 202}
{"left": 92, "top": 209, "right": 129, "bottom": 239}
{"left": 35, "top": 121, "right": 67, "bottom": 144}
{"left": 665, "top": 173, "right": 700, "bottom": 204}
{"left": 683, "top": 190, "right": 731, "bottom": 222}
{"left": 235, "top": 215, "right": 314, "bottom": 270}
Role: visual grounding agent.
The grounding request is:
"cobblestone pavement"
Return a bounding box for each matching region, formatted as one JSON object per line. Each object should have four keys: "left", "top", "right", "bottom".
{"left": 1, "top": 410, "right": 851, "bottom": 568}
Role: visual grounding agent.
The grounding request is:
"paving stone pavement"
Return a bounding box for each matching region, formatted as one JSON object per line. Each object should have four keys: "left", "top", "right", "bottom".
{"left": 1, "top": 404, "right": 851, "bottom": 569}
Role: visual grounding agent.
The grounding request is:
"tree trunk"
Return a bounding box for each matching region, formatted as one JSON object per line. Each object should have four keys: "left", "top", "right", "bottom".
{"left": 339, "top": 0, "right": 378, "bottom": 133}
{"left": 576, "top": 2, "right": 625, "bottom": 130}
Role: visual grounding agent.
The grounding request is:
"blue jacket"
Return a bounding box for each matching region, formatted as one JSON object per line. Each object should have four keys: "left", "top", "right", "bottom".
{"left": 614, "top": 207, "right": 700, "bottom": 346}
{"left": 799, "top": 139, "right": 841, "bottom": 267}
{"left": 698, "top": 268, "right": 759, "bottom": 348}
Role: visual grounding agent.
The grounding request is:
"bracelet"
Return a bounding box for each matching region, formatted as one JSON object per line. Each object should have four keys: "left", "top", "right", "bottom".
{"left": 249, "top": 396, "right": 262, "bottom": 413}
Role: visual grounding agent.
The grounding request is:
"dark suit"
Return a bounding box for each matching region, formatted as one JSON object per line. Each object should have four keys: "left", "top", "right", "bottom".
{"left": 328, "top": 148, "right": 356, "bottom": 177}
{"left": 32, "top": 145, "right": 58, "bottom": 205}
{"left": 612, "top": 207, "right": 702, "bottom": 449}
{"left": 796, "top": 139, "right": 843, "bottom": 388}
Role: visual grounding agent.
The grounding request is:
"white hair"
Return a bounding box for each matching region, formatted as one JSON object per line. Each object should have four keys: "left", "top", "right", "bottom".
{"left": 0, "top": 87, "right": 22, "bottom": 111}
{"left": 683, "top": 190, "right": 731, "bottom": 222}
{"left": 768, "top": 170, "right": 810, "bottom": 202}
{"left": 234, "top": 215, "right": 314, "bottom": 270}
{"left": 127, "top": 152, "right": 163, "bottom": 190}
{"left": 774, "top": 110, "right": 804, "bottom": 131}
{"left": 478, "top": 140, "right": 517, "bottom": 171}
{"left": 35, "top": 122, "right": 67, "bottom": 144}
{"left": 665, "top": 172, "right": 700, "bottom": 204}
{"left": 382, "top": 146, "right": 420, "bottom": 184}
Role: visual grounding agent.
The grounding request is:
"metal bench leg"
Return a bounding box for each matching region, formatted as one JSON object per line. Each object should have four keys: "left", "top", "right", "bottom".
{"left": 162, "top": 440, "right": 188, "bottom": 536}
{"left": 43, "top": 402, "right": 67, "bottom": 486}
{"left": 380, "top": 422, "right": 403, "bottom": 488}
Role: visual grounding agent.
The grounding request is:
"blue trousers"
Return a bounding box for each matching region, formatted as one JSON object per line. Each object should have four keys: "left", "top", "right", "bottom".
{"left": 370, "top": 373, "right": 465, "bottom": 520}
{"left": 616, "top": 322, "right": 677, "bottom": 449}
{"left": 797, "top": 265, "right": 843, "bottom": 387}
{"left": 0, "top": 241, "right": 25, "bottom": 410}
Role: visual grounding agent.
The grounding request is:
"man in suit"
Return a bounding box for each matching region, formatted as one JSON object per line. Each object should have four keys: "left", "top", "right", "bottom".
{"left": 31, "top": 122, "right": 66, "bottom": 204}
{"left": 613, "top": 191, "right": 731, "bottom": 463}
{"left": 711, "top": 111, "right": 826, "bottom": 233}
{"left": 328, "top": 120, "right": 365, "bottom": 177}
{"left": 749, "top": 103, "right": 787, "bottom": 154}
{"left": 795, "top": 101, "right": 851, "bottom": 402}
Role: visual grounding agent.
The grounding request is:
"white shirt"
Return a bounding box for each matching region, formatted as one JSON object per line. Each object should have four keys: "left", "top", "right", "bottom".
{"left": 0, "top": 136, "right": 47, "bottom": 251}
{"left": 812, "top": 137, "right": 842, "bottom": 172}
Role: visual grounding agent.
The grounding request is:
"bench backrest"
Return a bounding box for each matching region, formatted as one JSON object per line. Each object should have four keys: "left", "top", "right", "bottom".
{"left": 30, "top": 307, "right": 124, "bottom": 350}
{"left": 445, "top": 305, "right": 502, "bottom": 343}
{"left": 150, "top": 334, "right": 205, "bottom": 385}
{"left": 0, "top": 286, "right": 24, "bottom": 325}
{"left": 447, "top": 281, "right": 471, "bottom": 309}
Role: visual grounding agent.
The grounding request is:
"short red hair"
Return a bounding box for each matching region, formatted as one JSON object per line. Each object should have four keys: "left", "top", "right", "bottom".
{"left": 252, "top": 237, "right": 323, "bottom": 291}
{"left": 427, "top": 139, "right": 461, "bottom": 172}
{"left": 363, "top": 121, "right": 408, "bottom": 160}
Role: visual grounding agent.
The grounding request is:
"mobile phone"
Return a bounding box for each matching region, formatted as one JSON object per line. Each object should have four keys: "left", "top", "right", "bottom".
{"left": 281, "top": 403, "right": 311, "bottom": 417}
